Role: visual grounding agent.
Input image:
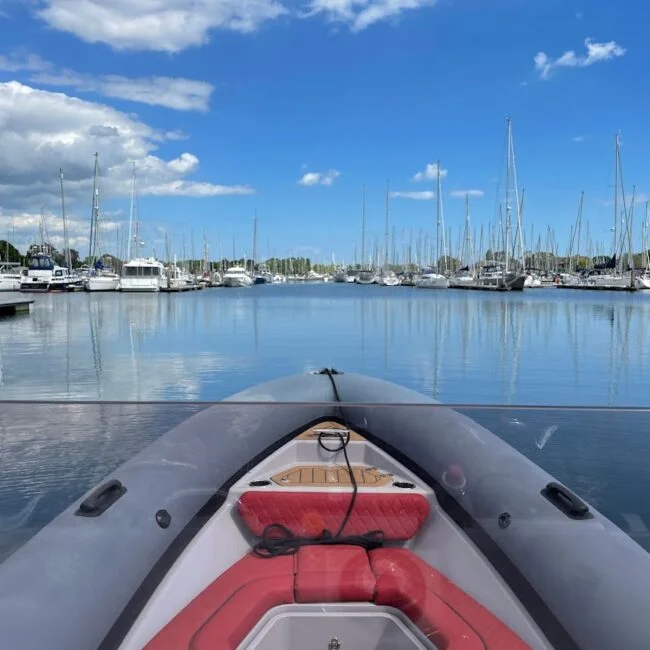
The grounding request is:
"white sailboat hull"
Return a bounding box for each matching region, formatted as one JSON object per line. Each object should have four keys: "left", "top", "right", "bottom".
{"left": 635, "top": 275, "right": 650, "bottom": 290}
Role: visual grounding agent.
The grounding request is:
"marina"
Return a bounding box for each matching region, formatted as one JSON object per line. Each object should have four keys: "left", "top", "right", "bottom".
{"left": 1, "top": 4, "right": 649, "bottom": 648}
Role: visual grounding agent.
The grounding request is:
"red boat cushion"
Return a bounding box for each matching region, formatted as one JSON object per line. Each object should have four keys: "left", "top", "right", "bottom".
{"left": 143, "top": 554, "right": 294, "bottom": 650}
{"left": 191, "top": 575, "right": 293, "bottom": 650}
{"left": 370, "top": 549, "right": 531, "bottom": 650}
{"left": 238, "top": 491, "right": 430, "bottom": 540}
{"left": 294, "top": 546, "right": 376, "bottom": 602}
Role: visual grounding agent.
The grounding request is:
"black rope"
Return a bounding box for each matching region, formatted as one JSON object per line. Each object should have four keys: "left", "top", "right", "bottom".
{"left": 252, "top": 369, "right": 384, "bottom": 558}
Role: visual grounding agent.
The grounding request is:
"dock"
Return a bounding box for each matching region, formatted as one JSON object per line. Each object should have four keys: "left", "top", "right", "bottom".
{"left": 161, "top": 284, "right": 205, "bottom": 293}
{"left": 0, "top": 297, "right": 34, "bottom": 317}
{"left": 555, "top": 284, "right": 637, "bottom": 292}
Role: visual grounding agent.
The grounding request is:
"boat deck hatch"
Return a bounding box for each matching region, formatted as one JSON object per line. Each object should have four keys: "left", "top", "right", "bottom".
{"left": 242, "top": 604, "right": 436, "bottom": 650}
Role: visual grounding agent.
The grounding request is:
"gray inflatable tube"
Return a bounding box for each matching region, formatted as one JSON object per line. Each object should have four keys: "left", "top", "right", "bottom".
{"left": 0, "top": 371, "right": 648, "bottom": 650}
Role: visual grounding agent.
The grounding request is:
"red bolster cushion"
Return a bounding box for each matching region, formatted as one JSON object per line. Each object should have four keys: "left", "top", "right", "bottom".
{"left": 238, "top": 491, "right": 430, "bottom": 540}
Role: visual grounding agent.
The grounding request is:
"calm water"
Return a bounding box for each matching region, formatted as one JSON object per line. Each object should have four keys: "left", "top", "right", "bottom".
{"left": 1, "top": 284, "right": 649, "bottom": 405}
{"left": 1, "top": 284, "right": 650, "bottom": 560}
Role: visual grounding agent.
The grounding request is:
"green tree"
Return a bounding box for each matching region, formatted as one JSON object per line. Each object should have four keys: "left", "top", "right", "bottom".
{"left": 0, "top": 240, "right": 24, "bottom": 264}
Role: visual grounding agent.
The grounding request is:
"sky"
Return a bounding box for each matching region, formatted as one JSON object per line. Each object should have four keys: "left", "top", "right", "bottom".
{"left": 0, "top": 0, "right": 648, "bottom": 263}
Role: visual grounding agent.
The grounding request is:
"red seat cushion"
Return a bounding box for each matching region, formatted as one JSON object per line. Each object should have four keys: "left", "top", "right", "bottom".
{"left": 144, "top": 554, "right": 293, "bottom": 650}
{"left": 294, "top": 546, "right": 375, "bottom": 602}
{"left": 370, "top": 549, "right": 530, "bottom": 650}
{"left": 191, "top": 575, "right": 293, "bottom": 650}
{"left": 238, "top": 491, "right": 430, "bottom": 540}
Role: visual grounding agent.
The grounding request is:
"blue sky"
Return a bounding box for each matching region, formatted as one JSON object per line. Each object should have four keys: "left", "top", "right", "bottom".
{"left": 0, "top": 0, "right": 647, "bottom": 262}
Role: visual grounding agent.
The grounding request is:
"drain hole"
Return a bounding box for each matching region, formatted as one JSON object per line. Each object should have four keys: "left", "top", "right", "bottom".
{"left": 249, "top": 480, "right": 271, "bottom": 487}
{"left": 393, "top": 481, "right": 415, "bottom": 489}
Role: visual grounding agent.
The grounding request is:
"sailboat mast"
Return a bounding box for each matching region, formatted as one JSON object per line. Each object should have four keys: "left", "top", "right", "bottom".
{"left": 384, "top": 180, "right": 390, "bottom": 270}
{"left": 361, "top": 184, "right": 366, "bottom": 269}
{"left": 629, "top": 186, "right": 636, "bottom": 288}
{"left": 577, "top": 191, "right": 584, "bottom": 271}
{"left": 60, "top": 169, "right": 71, "bottom": 272}
{"left": 613, "top": 133, "right": 618, "bottom": 262}
{"left": 127, "top": 163, "right": 135, "bottom": 260}
{"left": 88, "top": 152, "right": 99, "bottom": 263}
{"left": 252, "top": 211, "right": 258, "bottom": 274}
{"left": 504, "top": 118, "right": 511, "bottom": 274}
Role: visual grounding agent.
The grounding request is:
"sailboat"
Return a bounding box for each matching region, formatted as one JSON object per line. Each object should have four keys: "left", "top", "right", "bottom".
{"left": 449, "top": 194, "right": 476, "bottom": 288}
{"left": 378, "top": 183, "right": 400, "bottom": 286}
{"left": 86, "top": 154, "right": 121, "bottom": 291}
{"left": 415, "top": 161, "right": 448, "bottom": 289}
{"left": 456, "top": 119, "right": 526, "bottom": 292}
{"left": 356, "top": 185, "right": 378, "bottom": 285}
{"left": 636, "top": 201, "right": 650, "bottom": 289}
{"left": 1, "top": 370, "right": 648, "bottom": 650}
{"left": 584, "top": 134, "right": 630, "bottom": 289}
{"left": 0, "top": 263, "right": 22, "bottom": 291}
{"left": 119, "top": 164, "right": 167, "bottom": 292}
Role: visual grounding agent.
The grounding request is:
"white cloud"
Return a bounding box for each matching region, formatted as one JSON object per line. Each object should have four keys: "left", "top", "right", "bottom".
{"left": 449, "top": 189, "right": 483, "bottom": 198}
{"left": 0, "top": 52, "right": 50, "bottom": 72}
{"left": 298, "top": 169, "right": 341, "bottom": 186}
{"left": 534, "top": 38, "right": 626, "bottom": 79}
{"left": 36, "top": 0, "right": 289, "bottom": 53}
{"left": 30, "top": 69, "right": 214, "bottom": 112}
{"left": 572, "top": 135, "right": 586, "bottom": 142}
{"left": 306, "top": 0, "right": 436, "bottom": 32}
{"left": 0, "top": 81, "right": 254, "bottom": 211}
{"left": 390, "top": 191, "right": 434, "bottom": 200}
{"left": 412, "top": 162, "right": 447, "bottom": 182}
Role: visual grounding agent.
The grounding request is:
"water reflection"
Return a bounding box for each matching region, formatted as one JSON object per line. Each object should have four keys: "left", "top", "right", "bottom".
{"left": 0, "top": 286, "right": 649, "bottom": 405}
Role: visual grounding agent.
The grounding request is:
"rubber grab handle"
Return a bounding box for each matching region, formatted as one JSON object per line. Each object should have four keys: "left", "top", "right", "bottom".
{"left": 75, "top": 479, "right": 127, "bottom": 517}
{"left": 541, "top": 482, "right": 592, "bottom": 520}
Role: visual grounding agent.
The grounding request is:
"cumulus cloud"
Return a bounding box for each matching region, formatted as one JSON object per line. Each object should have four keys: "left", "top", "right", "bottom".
{"left": 534, "top": 38, "right": 626, "bottom": 79}
{"left": 449, "top": 189, "right": 483, "bottom": 198}
{"left": 412, "top": 162, "right": 447, "bottom": 182}
{"left": 0, "top": 81, "right": 254, "bottom": 211}
{"left": 30, "top": 69, "right": 214, "bottom": 112}
{"left": 36, "top": 0, "right": 289, "bottom": 53}
{"left": 298, "top": 169, "right": 341, "bottom": 186}
{"left": 389, "top": 191, "right": 434, "bottom": 200}
{"left": 305, "top": 0, "right": 437, "bottom": 32}
{"left": 0, "top": 208, "right": 120, "bottom": 253}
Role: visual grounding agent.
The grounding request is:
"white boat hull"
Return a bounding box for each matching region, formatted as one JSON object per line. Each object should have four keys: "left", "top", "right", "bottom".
{"left": 635, "top": 275, "right": 650, "bottom": 290}
{"left": 222, "top": 276, "right": 253, "bottom": 288}
{"left": 119, "top": 279, "right": 161, "bottom": 292}
{"left": 0, "top": 275, "right": 21, "bottom": 291}
{"left": 87, "top": 276, "right": 120, "bottom": 292}
{"left": 415, "top": 275, "right": 448, "bottom": 289}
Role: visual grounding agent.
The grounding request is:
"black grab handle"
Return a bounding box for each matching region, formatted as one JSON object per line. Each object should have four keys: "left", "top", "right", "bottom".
{"left": 541, "top": 482, "right": 592, "bottom": 520}
{"left": 75, "top": 480, "right": 127, "bottom": 517}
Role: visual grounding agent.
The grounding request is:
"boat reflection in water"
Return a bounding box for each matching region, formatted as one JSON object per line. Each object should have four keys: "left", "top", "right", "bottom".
{"left": 0, "top": 377, "right": 649, "bottom": 650}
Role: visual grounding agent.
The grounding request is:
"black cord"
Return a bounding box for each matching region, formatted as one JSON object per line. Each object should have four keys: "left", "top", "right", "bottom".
{"left": 252, "top": 369, "right": 384, "bottom": 558}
